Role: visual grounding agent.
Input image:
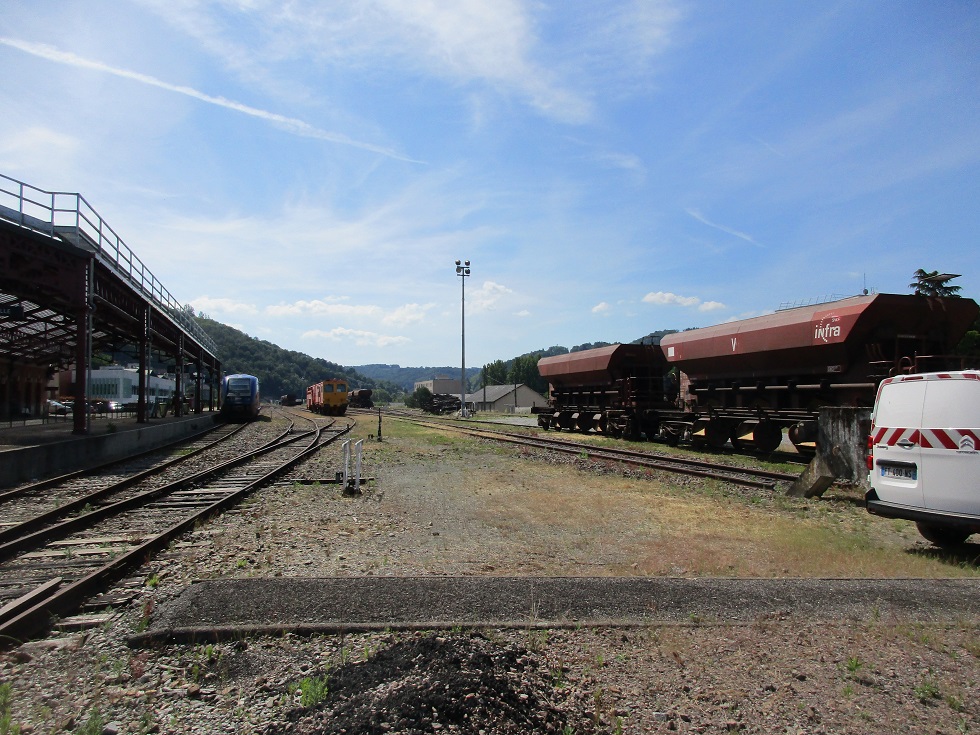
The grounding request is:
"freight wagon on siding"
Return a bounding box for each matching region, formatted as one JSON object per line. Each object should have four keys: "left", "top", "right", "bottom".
{"left": 536, "top": 293, "right": 979, "bottom": 454}
{"left": 536, "top": 343, "right": 674, "bottom": 439}
{"left": 306, "top": 378, "right": 349, "bottom": 416}
{"left": 348, "top": 389, "right": 374, "bottom": 408}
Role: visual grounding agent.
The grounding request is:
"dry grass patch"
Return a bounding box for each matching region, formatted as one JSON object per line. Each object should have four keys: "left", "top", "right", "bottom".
{"left": 356, "top": 415, "right": 980, "bottom": 579}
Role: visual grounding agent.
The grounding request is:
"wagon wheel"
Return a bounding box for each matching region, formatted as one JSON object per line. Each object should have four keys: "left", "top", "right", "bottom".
{"left": 705, "top": 420, "right": 732, "bottom": 450}
{"left": 752, "top": 420, "right": 783, "bottom": 453}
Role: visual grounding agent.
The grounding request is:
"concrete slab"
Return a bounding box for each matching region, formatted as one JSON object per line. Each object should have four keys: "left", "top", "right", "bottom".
{"left": 137, "top": 576, "right": 980, "bottom": 644}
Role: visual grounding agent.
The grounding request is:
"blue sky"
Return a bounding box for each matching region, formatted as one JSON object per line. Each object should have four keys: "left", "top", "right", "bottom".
{"left": 2, "top": 1, "right": 978, "bottom": 368}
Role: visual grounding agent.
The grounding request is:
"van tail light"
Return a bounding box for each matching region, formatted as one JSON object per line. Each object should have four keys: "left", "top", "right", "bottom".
{"left": 866, "top": 434, "right": 874, "bottom": 471}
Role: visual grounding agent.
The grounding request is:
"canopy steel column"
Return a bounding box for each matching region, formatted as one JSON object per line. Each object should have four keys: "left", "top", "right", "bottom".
{"left": 72, "top": 258, "right": 92, "bottom": 435}
{"left": 138, "top": 305, "right": 150, "bottom": 422}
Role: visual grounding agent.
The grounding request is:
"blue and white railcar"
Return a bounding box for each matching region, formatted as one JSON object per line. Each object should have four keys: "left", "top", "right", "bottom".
{"left": 220, "top": 374, "right": 261, "bottom": 420}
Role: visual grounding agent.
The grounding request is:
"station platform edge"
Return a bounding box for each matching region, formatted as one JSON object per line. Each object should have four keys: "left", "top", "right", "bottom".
{"left": 0, "top": 412, "right": 220, "bottom": 488}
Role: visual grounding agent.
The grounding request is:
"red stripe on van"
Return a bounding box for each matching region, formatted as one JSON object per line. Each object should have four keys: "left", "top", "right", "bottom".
{"left": 883, "top": 428, "right": 906, "bottom": 445}
{"left": 926, "top": 429, "right": 958, "bottom": 449}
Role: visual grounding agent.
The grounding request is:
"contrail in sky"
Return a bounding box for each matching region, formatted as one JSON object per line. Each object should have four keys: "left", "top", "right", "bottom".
{"left": 685, "top": 208, "right": 762, "bottom": 247}
{"left": 0, "top": 37, "right": 423, "bottom": 163}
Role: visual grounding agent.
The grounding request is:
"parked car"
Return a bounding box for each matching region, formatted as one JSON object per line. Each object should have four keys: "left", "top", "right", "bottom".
{"left": 866, "top": 370, "right": 980, "bottom": 547}
{"left": 89, "top": 400, "right": 125, "bottom": 413}
{"left": 58, "top": 398, "right": 94, "bottom": 414}
{"left": 47, "top": 400, "right": 72, "bottom": 415}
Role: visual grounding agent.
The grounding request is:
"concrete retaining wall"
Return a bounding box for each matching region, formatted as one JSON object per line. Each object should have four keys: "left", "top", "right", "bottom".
{"left": 0, "top": 415, "right": 219, "bottom": 487}
{"left": 817, "top": 406, "right": 872, "bottom": 485}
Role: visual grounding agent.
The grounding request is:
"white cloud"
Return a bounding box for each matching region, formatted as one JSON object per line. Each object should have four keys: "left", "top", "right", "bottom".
{"left": 698, "top": 300, "right": 726, "bottom": 312}
{"left": 0, "top": 36, "right": 420, "bottom": 162}
{"left": 140, "top": 0, "right": 594, "bottom": 123}
{"left": 302, "top": 327, "right": 410, "bottom": 348}
{"left": 372, "top": 0, "right": 592, "bottom": 122}
{"left": 189, "top": 296, "right": 259, "bottom": 315}
{"left": 514, "top": 309, "right": 531, "bottom": 318}
{"left": 592, "top": 301, "right": 611, "bottom": 314}
{"left": 643, "top": 291, "right": 700, "bottom": 307}
{"left": 593, "top": 151, "right": 646, "bottom": 177}
{"left": 642, "top": 292, "right": 727, "bottom": 313}
{"left": 469, "top": 280, "right": 515, "bottom": 313}
{"left": 265, "top": 299, "right": 381, "bottom": 318}
{"left": 0, "top": 126, "right": 79, "bottom": 167}
{"left": 382, "top": 303, "right": 435, "bottom": 326}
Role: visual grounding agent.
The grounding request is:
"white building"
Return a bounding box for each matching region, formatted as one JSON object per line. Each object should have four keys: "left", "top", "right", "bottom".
{"left": 414, "top": 376, "right": 462, "bottom": 395}
{"left": 466, "top": 383, "right": 548, "bottom": 413}
{"left": 58, "top": 365, "right": 176, "bottom": 405}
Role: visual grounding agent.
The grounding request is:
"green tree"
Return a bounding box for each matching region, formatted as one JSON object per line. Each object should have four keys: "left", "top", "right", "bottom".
{"left": 509, "top": 353, "right": 548, "bottom": 395}
{"left": 909, "top": 269, "right": 962, "bottom": 297}
{"left": 406, "top": 386, "right": 432, "bottom": 410}
{"left": 482, "top": 360, "right": 509, "bottom": 388}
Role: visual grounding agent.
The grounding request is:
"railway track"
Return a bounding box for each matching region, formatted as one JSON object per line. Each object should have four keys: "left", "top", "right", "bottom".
{"left": 0, "top": 409, "right": 353, "bottom": 646}
{"left": 0, "top": 422, "right": 247, "bottom": 534}
{"left": 376, "top": 410, "right": 799, "bottom": 489}
{"left": 0, "top": 421, "right": 244, "bottom": 506}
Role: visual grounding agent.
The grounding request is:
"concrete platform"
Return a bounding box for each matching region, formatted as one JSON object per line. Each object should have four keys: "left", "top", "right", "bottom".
{"left": 135, "top": 576, "right": 980, "bottom": 644}
{"left": 0, "top": 411, "right": 221, "bottom": 487}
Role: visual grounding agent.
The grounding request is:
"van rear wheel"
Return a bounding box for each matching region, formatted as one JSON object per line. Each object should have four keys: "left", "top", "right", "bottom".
{"left": 915, "top": 522, "right": 971, "bottom": 548}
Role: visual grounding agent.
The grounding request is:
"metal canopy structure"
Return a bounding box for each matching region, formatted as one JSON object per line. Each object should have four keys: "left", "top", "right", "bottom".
{"left": 0, "top": 173, "right": 221, "bottom": 432}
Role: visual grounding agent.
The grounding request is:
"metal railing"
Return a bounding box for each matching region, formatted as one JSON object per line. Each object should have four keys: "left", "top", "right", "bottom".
{"left": 0, "top": 172, "right": 217, "bottom": 356}
{"left": 776, "top": 293, "right": 862, "bottom": 312}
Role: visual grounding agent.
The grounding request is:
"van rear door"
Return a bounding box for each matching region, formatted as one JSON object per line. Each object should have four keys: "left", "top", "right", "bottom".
{"left": 919, "top": 375, "right": 980, "bottom": 515}
{"left": 870, "top": 377, "right": 925, "bottom": 508}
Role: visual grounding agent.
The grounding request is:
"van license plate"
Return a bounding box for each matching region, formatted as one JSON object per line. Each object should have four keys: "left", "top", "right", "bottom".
{"left": 881, "top": 465, "right": 917, "bottom": 480}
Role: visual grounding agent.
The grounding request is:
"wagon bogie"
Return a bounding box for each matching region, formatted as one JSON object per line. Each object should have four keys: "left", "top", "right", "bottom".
{"left": 731, "top": 419, "right": 783, "bottom": 454}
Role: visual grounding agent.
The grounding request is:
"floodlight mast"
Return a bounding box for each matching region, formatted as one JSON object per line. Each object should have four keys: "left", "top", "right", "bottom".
{"left": 455, "top": 259, "right": 471, "bottom": 417}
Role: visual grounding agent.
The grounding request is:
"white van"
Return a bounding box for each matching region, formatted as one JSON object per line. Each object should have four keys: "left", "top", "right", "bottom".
{"left": 866, "top": 371, "right": 980, "bottom": 547}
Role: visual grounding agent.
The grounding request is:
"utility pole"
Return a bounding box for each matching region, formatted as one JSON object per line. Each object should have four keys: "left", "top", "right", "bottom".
{"left": 455, "top": 259, "right": 471, "bottom": 417}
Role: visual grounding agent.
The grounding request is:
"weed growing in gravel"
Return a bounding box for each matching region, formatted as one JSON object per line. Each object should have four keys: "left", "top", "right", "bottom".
{"left": 138, "top": 711, "right": 155, "bottom": 734}
{"left": 964, "top": 637, "right": 980, "bottom": 659}
{"left": 845, "top": 656, "right": 863, "bottom": 673}
{"left": 525, "top": 629, "right": 549, "bottom": 652}
{"left": 145, "top": 573, "right": 159, "bottom": 587}
{"left": 1, "top": 683, "right": 22, "bottom": 735}
{"left": 914, "top": 676, "right": 941, "bottom": 704}
{"left": 591, "top": 686, "right": 605, "bottom": 726}
{"left": 74, "top": 706, "right": 104, "bottom": 735}
{"left": 289, "top": 674, "right": 330, "bottom": 708}
{"left": 135, "top": 600, "right": 154, "bottom": 633}
{"left": 945, "top": 693, "right": 964, "bottom": 712}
